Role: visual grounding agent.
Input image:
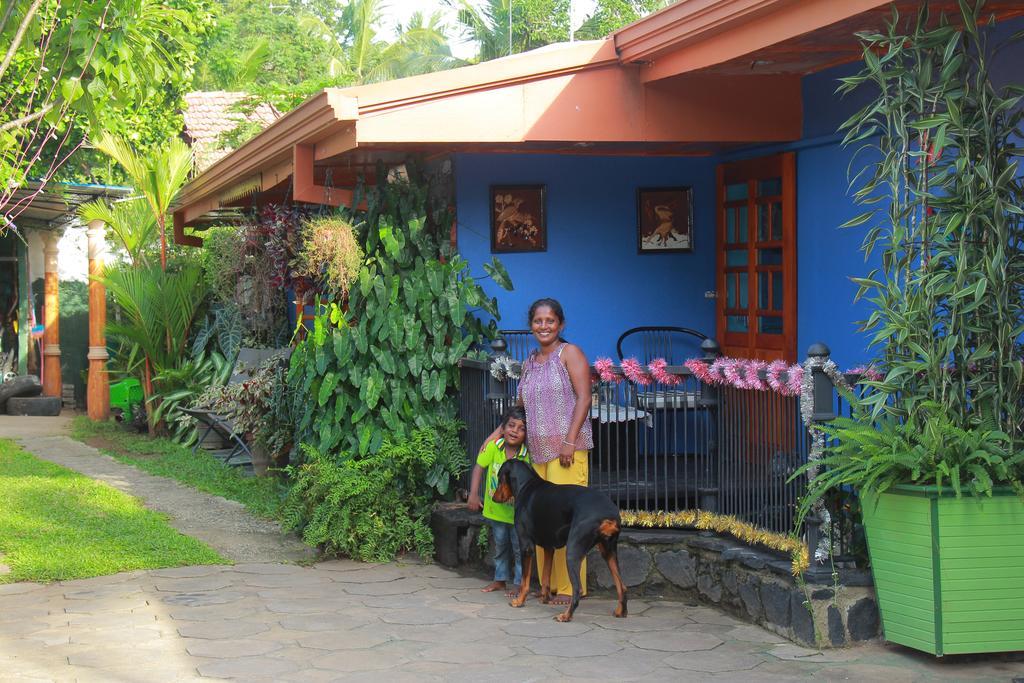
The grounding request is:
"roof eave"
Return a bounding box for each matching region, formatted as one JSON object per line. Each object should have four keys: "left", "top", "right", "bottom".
{"left": 175, "top": 89, "right": 358, "bottom": 209}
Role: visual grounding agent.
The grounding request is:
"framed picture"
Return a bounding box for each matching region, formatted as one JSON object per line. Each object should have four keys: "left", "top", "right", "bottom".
{"left": 490, "top": 185, "right": 546, "bottom": 253}
{"left": 637, "top": 186, "right": 693, "bottom": 253}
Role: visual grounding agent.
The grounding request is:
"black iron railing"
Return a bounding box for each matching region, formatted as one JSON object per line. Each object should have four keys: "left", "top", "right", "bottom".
{"left": 457, "top": 342, "right": 864, "bottom": 554}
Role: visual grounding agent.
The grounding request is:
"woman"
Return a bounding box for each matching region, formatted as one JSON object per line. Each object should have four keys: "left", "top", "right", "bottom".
{"left": 480, "top": 298, "right": 593, "bottom": 604}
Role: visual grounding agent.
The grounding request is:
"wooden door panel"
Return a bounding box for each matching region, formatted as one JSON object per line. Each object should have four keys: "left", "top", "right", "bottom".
{"left": 716, "top": 153, "right": 796, "bottom": 362}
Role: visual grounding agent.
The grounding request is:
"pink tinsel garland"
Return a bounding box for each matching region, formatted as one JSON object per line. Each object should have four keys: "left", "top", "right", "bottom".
{"left": 594, "top": 357, "right": 617, "bottom": 383}
{"left": 620, "top": 357, "right": 652, "bottom": 385}
{"left": 648, "top": 358, "right": 683, "bottom": 386}
{"left": 595, "top": 354, "right": 872, "bottom": 398}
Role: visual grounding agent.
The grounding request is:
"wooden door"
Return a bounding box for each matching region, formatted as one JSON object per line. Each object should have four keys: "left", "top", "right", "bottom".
{"left": 716, "top": 153, "right": 797, "bottom": 362}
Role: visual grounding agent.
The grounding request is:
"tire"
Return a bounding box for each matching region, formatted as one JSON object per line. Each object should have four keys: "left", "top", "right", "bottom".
{"left": 6, "top": 396, "right": 62, "bottom": 416}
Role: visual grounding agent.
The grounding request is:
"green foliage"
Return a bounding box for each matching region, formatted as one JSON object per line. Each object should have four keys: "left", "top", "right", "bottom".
{"left": 200, "top": 227, "right": 247, "bottom": 301}
{"left": 838, "top": 2, "right": 1024, "bottom": 439}
{"left": 0, "top": 0, "right": 213, "bottom": 195}
{"left": 103, "top": 261, "right": 209, "bottom": 432}
{"left": 795, "top": 404, "right": 1024, "bottom": 526}
{"left": 0, "top": 438, "right": 225, "bottom": 583}
{"left": 93, "top": 133, "right": 194, "bottom": 269}
{"left": 105, "top": 263, "right": 208, "bottom": 375}
{"left": 199, "top": 224, "right": 287, "bottom": 347}
{"left": 287, "top": 167, "right": 506, "bottom": 459}
{"left": 194, "top": 0, "right": 339, "bottom": 91}
{"left": 452, "top": 0, "right": 569, "bottom": 61}
{"left": 196, "top": 0, "right": 463, "bottom": 150}
{"left": 280, "top": 423, "right": 467, "bottom": 561}
{"left": 191, "top": 303, "right": 245, "bottom": 360}
{"left": 78, "top": 198, "right": 158, "bottom": 268}
{"left": 195, "top": 353, "right": 293, "bottom": 461}
{"left": 150, "top": 350, "right": 233, "bottom": 444}
{"left": 70, "top": 417, "right": 289, "bottom": 520}
{"left": 575, "top": 0, "right": 671, "bottom": 40}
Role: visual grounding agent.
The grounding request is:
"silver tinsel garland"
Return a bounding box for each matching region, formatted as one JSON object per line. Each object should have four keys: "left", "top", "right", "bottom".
{"left": 489, "top": 355, "right": 521, "bottom": 381}
{"left": 799, "top": 356, "right": 850, "bottom": 564}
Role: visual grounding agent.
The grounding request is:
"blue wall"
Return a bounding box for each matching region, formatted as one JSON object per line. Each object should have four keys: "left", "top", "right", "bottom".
{"left": 455, "top": 153, "right": 718, "bottom": 361}
{"left": 453, "top": 15, "right": 1024, "bottom": 368}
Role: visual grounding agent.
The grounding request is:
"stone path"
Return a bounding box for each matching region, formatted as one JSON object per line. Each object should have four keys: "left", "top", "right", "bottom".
{"left": 0, "top": 418, "right": 314, "bottom": 564}
{"left": 1, "top": 560, "right": 1023, "bottom": 682}
{"left": 1, "top": 416, "right": 1022, "bottom": 681}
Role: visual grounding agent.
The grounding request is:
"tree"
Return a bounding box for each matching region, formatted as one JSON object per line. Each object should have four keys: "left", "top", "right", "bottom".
{"left": 197, "top": 0, "right": 464, "bottom": 151}
{"left": 0, "top": 0, "right": 212, "bottom": 232}
{"left": 575, "top": 0, "right": 671, "bottom": 40}
{"left": 193, "top": 0, "right": 337, "bottom": 90}
{"left": 92, "top": 133, "right": 193, "bottom": 271}
{"left": 77, "top": 198, "right": 158, "bottom": 268}
{"left": 450, "top": 0, "right": 569, "bottom": 61}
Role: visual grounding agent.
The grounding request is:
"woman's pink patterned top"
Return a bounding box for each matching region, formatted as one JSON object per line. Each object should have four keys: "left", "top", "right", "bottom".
{"left": 517, "top": 343, "right": 593, "bottom": 463}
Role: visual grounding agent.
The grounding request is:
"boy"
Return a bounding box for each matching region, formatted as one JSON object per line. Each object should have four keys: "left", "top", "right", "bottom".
{"left": 468, "top": 406, "right": 529, "bottom": 595}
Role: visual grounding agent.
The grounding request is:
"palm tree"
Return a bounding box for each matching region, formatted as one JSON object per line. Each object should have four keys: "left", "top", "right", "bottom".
{"left": 77, "top": 197, "right": 158, "bottom": 268}
{"left": 449, "top": 0, "right": 569, "bottom": 62}
{"left": 380, "top": 12, "right": 463, "bottom": 80}
{"left": 299, "top": 1, "right": 463, "bottom": 85}
{"left": 103, "top": 262, "right": 208, "bottom": 433}
{"left": 92, "top": 133, "right": 193, "bottom": 271}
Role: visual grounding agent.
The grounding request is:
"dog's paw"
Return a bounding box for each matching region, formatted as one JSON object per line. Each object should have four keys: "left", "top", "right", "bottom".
{"left": 613, "top": 607, "right": 627, "bottom": 618}
{"left": 554, "top": 612, "right": 573, "bottom": 623}
{"left": 509, "top": 599, "right": 525, "bottom": 608}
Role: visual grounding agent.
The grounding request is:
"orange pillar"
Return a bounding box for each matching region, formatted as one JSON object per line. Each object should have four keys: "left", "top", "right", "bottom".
{"left": 42, "top": 231, "right": 61, "bottom": 397}
{"left": 86, "top": 219, "right": 109, "bottom": 421}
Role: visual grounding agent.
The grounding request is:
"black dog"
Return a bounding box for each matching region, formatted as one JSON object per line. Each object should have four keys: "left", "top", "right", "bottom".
{"left": 492, "top": 459, "right": 627, "bottom": 622}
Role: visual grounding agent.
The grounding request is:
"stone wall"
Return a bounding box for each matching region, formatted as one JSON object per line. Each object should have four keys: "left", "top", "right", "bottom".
{"left": 584, "top": 529, "right": 880, "bottom": 648}
{"left": 431, "top": 505, "right": 880, "bottom": 648}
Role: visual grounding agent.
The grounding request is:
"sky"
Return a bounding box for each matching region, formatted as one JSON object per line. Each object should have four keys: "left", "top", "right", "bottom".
{"left": 381, "top": 0, "right": 599, "bottom": 60}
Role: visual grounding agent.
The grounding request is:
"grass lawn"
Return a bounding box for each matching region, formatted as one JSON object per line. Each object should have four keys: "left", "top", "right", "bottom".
{"left": 0, "top": 439, "right": 226, "bottom": 583}
{"left": 71, "top": 417, "right": 288, "bottom": 520}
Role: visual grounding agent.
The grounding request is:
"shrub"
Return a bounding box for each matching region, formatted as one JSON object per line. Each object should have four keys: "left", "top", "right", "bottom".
{"left": 280, "top": 422, "right": 467, "bottom": 562}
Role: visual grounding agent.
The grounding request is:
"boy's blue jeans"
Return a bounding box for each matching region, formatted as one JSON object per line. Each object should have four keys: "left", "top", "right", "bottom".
{"left": 490, "top": 520, "right": 522, "bottom": 585}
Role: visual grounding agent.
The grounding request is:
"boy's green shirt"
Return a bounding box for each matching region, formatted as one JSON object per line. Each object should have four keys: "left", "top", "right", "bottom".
{"left": 476, "top": 438, "right": 529, "bottom": 524}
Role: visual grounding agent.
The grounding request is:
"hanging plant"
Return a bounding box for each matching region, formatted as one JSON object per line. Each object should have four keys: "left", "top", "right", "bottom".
{"left": 294, "top": 215, "right": 364, "bottom": 299}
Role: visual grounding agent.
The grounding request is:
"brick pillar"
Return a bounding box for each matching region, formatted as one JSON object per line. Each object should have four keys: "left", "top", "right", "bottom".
{"left": 86, "top": 219, "right": 109, "bottom": 421}
{"left": 42, "top": 231, "right": 61, "bottom": 397}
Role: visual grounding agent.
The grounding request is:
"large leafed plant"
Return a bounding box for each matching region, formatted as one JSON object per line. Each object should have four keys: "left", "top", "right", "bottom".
{"left": 287, "top": 164, "right": 510, "bottom": 460}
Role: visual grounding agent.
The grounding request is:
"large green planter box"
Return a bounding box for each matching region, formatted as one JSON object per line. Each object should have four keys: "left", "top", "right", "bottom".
{"left": 861, "top": 485, "right": 1024, "bottom": 655}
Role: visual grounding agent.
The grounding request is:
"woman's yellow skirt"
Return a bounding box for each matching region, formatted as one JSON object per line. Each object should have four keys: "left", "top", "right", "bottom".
{"left": 532, "top": 450, "right": 588, "bottom": 597}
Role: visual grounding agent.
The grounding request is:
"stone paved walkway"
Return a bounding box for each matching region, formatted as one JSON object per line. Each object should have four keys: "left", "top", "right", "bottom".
{"left": 2, "top": 560, "right": 1023, "bottom": 682}
{"left": 1, "top": 416, "right": 1023, "bottom": 681}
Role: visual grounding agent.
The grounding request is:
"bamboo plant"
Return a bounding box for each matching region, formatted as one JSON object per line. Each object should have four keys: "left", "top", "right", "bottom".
{"left": 797, "top": 0, "right": 1024, "bottom": 514}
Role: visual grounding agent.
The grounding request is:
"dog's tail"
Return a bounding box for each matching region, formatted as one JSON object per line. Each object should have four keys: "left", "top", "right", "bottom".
{"left": 598, "top": 519, "right": 620, "bottom": 539}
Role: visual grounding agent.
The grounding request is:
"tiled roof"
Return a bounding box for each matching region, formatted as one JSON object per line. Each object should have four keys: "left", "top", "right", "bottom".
{"left": 183, "top": 91, "right": 280, "bottom": 172}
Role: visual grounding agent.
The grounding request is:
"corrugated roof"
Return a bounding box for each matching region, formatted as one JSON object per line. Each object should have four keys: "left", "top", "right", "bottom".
{"left": 4, "top": 181, "right": 132, "bottom": 232}
{"left": 183, "top": 91, "right": 280, "bottom": 172}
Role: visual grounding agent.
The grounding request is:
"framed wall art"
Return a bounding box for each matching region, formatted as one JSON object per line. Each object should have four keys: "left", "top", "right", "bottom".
{"left": 490, "top": 185, "right": 546, "bottom": 253}
{"left": 637, "top": 186, "right": 693, "bottom": 254}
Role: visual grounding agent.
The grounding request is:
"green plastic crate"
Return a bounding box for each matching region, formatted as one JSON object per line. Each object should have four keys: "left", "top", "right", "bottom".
{"left": 109, "top": 378, "right": 143, "bottom": 418}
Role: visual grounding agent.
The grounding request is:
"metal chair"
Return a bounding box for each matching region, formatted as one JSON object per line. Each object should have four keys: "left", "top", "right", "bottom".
{"left": 616, "top": 326, "right": 709, "bottom": 411}
{"left": 616, "top": 326, "right": 709, "bottom": 365}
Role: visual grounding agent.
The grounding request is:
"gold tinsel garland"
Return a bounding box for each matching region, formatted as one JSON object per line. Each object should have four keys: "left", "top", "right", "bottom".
{"left": 620, "top": 510, "right": 810, "bottom": 576}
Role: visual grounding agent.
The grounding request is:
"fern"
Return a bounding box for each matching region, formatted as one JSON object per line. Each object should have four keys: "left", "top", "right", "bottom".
{"left": 281, "top": 422, "right": 465, "bottom": 562}
{"left": 794, "top": 403, "right": 1020, "bottom": 527}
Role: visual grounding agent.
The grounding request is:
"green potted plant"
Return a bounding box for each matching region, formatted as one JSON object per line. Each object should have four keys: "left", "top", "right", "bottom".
{"left": 795, "top": 2, "right": 1024, "bottom": 656}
